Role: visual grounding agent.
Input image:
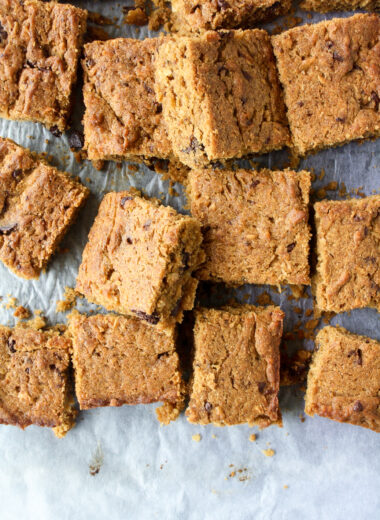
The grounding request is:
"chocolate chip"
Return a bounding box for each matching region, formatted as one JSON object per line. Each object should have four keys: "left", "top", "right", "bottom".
{"left": 7, "top": 338, "right": 16, "bottom": 353}
{"left": 201, "top": 225, "right": 211, "bottom": 234}
{"left": 155, "top": 103, "right": 162, "bottom": 114}
{"left": 258, "top": 382, "right": 266, "bottom": 394}
{"left": 287, "top": 242, "right": 296, "bottom": 253}
{"left": 353, "top": 215, "right": 363, "bottom": 222}
{"left": 85, "top": 57, "right": 95, "bottom": 68}
{"left": 120, "top": 196, "right": 133, "bottom": 207}
{"left": 204, "top": 402, "right": 212, "bottom": 412}
{"left": 50, "top": 126, "right": 62, "bottom": 137}
{"left": 217, "top": 0, "right": 230, "bottom": 9}
{"left": 336, "top": 117, "right": 345, "bottom": 123}
{"left": 68, "top": 130, "right": 84, "bottom": 150}
{"left": 353, "top": 400, "right": 363, "bottom": 412}
{"left": 347, "top": 348, "right": 363, "bottom": 365}
{"left": 0, "top": 22, "right": 7, "bottom": 42}
{"left": 332, "top": 51, "right": 343, "bottom": 62}
{"left": 371, "top": 91, "right": 379, "bottom": 111}
{"left": 49, "top": 364, "right": 56, "bottom": 370}
{"left": 326, "top": 40, "right": 334, "bottom": 49}
{"left": 12, "top": 169, "right": 22, "bottom": 180}
{"left": 181, "top": 136, "right": 204, "bottom": 154}
{"left": 0, "top": 223, "right": 17, "bottom": 235}
{"left": 143, "top": 83, "right": 154, "bottom": 95}
{"left": 251, "top": 180, "right": 260, "bottom": 189}
{"left": 126, "top": 237, "right": 133, "bottom": 244}
{"left": 242, "top": 70, "right": 252, "bottom": 81}
{"left": 25, "top": 367, "right": 30, "bottom": 374}
{"left": 131, "top": 310, "right": 159, "bottom": 325}
{"left": 297, "top": 101, "right": 304, "bottom": 107}
{"left": 364, "top": 256, "right": 376, "bottom": 263}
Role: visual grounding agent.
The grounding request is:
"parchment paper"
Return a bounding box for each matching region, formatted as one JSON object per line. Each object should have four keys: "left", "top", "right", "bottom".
{"left": 0, "top": 2, "right": 379, "bottom": 519}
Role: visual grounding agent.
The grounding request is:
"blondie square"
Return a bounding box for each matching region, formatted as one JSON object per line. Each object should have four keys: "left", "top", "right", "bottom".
{"left": 314, "top": 195, "right": 380, "bottom": 313}
{"left": 0, "top": 138, "right": 89, "bottom": 279}
{"left": 305, "top": 326, "right": 380, "bottom": 433}
{"left": 272, "top": 14, "right": 380, "bottom": 156}
{"left": 82, "top": 37, "right": 172, "bottom": 162}
{"left": 69, "top": 312, "right": 184, "bottom": 418}
{"left": 171, "top": 0, "right": 291, "bottom": 31}
{"left": 155, "top": 30, "right": 290, "bottom": 168}
{"left": 0, "top": 324, "right": 76, "bottom": 437}
{"left": 187, "top": 168, "right": 311, "bottom": 285}
{"left": 76, "top": 191, "right": 204, "bottom": 330}
{"left": 301, "top": 0, "right": 379, "bottom": 12}
{"left": 186, "top": 305, "right": 284, "bottom": 427}
{"left": 0, "top": 0, "right": 87, "bottom": 132}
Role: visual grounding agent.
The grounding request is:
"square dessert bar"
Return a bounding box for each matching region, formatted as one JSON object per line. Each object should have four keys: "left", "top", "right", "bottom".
{"left": 272, "top": 14, "right": 380, "bottom": 156}
{"left": 76, "top": 191, "right": 204, "bottom": 330}
{"left": 0, "top": 0, "right": 87, "bottom": 132}
{"left": 314, "top": 195, "right": 380, "bottom": 313}
{"left": 171, "top": 0, "right": 291, "bottom": 31}
{"left": 186, "top": 305, "right": 284, "bottom": 427}
{"left": 155, "top": 29, "right": 290, "bottom": 168}
{"left": 0, "top": 325, "right": 76, "bottom": 437}
{"left": 305, "top": 326, "right": 380, "bottom": 433}
{"left": 301, "top": 0, "right": 379, "bottom": 12}
{"left": 82, "top": 37, "right": 172, "bottom": 162}
{"left": 0, "top": 138, "right": 89, "bottom": 279}
{"left": 69, "top": 312, "right": 184, "bottom": 419}
{"left": 187, "top": 168, "right": 311, "bottom": 285}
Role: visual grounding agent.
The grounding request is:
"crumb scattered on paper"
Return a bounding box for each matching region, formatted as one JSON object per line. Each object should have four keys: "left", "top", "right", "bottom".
{"left": 156, "top": 402, "right": 181, "bottom": 425}
{"left": 262, "top": 449, "right": 275, "bottom": 457}
{"left": 192, "top": 434, "right": 201, "bottom": 442}
{"left": 249, "top": 434, "right": 257, "bottom": 442}
{"left": 56, "top": 287, "right": 81, "bottom": 313}
{"left": 13, "top": 306, "right": 30, "bottom": 320}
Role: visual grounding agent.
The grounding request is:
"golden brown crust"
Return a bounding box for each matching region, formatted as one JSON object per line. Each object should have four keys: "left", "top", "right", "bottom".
{"left": 313, "top": 195, "right": 380, "bottom": 313}
{"left": 76, "top": 191, "right": 204, "bottom": 330}
{"left": 272, "top": 14, "right": 380, "bottom": 156}
{"left": 0, "top": 0, "right": 87, "bottom": 131}
{"left": 155, "top": 29, "right": 290, "bottom": 168}
{"left": 0, "top": 325, "right": 77, "bottom": 436}
{"left": 82, "top": 37, "right": 173, "bottom": 162}
{"left": 186, "top": 305, "right": 284, "bottom": 427}
{"left": 305, "top": 326, "right": 380, "bottom": 433}
{"left": 69, "top": 312, "right": 184, "bottom": 416}
{"left": 301, "top": 0, "right": 380, "bottom": 13}
{"left": 171, "top": 0, "right": 292, "bottom": 32}
{"left": 187, "top": 168, "right": 311, "bottom": 285}
{"left": 0, "top": 138, "right": 89, "bottom": 279}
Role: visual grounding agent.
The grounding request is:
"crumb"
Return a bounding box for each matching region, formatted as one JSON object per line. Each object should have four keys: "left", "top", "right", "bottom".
{"left": 56, "top": 287, "right": 81, "bottom": 313}
{"left": 5, "top": 296, "right": 18, "bottom": 310}
{"left": 156, "top": 402, "right": 182, "bottom": 424}
{"left": 299, "top": 413, "right": 306, "bottom": 423}
{"left": 325, "top": 181, "right": 338, "bottom": 191}
{"left": 288, "top": 285, "right": 305, "bottom": 300}
{"left": 192, "top": 434, "right": 202, "bottom": 442}
{"left": 319, "top": 169, "right": 325, "bottom": 181}
{"left": 24, "top": 315, "right": 46, "bottom": 330}
{"left": 284, "top": 485, "right": 289, "bottom": 489}
{"left": 249, "top": 434, "right": 257, "bottom": 442}
{"left": 124, "top": 7, "right": 148, "bottom": 26}
{"left": 13, "top": 306, "right": 31, "bottom": 320}
{"left": 262, "top": 449, "right": 275, "bottom": 457}
{"left": 256, "top": 291, "right": 274, "bottom": 306}
{"left": 305, "top": 309, "right": 313, "bottom": 317}
{"left": 212, "top": 434, "right": 217, "bottom": 439}
{"left": 230, "top": 471, "right": 236, "bottom": 477}
{"left": 127, "top": 164, "right": 139, "bottom": 172}
{"left": 89, "top": 442, "right": 104, "bottom": 476}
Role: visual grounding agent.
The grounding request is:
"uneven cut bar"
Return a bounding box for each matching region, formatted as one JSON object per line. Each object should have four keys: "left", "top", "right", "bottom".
{"left": 313, "top": 195, "right": 380, "bottom": 313}
{"left": 305, "top": 326, "right": 380, "bottom": 433}
{"left": 0, "top": 0, "right": 87, "bottom": 132}
{"left": 76, "top": 191, "right": 204, "bottom": 330}
{"left": 69, "top": 312, "right": 184, "bottom": 422}
{"left": 155, "top": 29, "right": 290, "bottom": 168}
{"left": 272, "top": 14, "right": 380, "bottom": 155}
{"left": 82, "top": 37, "right": 173, "bottom": 162}
{"left": 171, "top": 0, "right": 292, "bottom": 31}
{"left": 0, "top": 325, "right": 77, "bottom": 437}
{"left": 186, "top": 305, "right": 284, "bottom": 427}
{"left": 0, "top": 138, "right": 89, "bottom": 279}
{"left": 187, "top": 168, "right": 311, "bottom": 285}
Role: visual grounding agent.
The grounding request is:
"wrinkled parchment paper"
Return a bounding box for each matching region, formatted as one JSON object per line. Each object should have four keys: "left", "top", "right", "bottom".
{"left": 0, "top": 3, "right": 379, "bottom": 519}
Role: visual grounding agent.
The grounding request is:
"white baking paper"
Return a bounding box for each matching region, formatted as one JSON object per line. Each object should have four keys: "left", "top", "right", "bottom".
{"left": 0, "top": 2, "right": 379, "bottom": 519}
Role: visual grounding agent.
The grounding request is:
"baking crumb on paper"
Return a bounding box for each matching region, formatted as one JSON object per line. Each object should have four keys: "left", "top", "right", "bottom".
{"left": 192, "top": 434, "right": 202, "bottom": 442}
{"left": 249, "top": 434, "right": 257, "bottom": 442}
{"left": 262, "top": 449, "right": 275, "bottom": 457}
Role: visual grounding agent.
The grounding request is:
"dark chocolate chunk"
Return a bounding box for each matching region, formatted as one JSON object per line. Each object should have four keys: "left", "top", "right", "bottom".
{"left": 347, "top": 348, "right": 363, "bottom": 365}
{"left": 326, "top": 40, "right": 334, "bottom": 49}
{"left": 353, "top": 400, "right": 363, "bottom": 412}
{"left": 120, "top": 196, "right": 133, "bottom": 208}
{"left": 7, "top": 338, "right": 16, "bottom": 353}
{"left": 287, "top": 242, "right": 296, "bottom": 253}
{"left": 181, "top": 136, "right": 205, "bottom": 155}
{"left": 251, "top": 180, "right": 260, "bottom": 189}
{"left": 336, "top": 117, "right": 345, "bottom": 123}
{"left": 332, "top": 51, "right": 344, "bottom": 62}
{"left": 0, "top": 22, "right": 7, "bottom": 42}
{"left": 12, "top": 169, "right": 22, "bottom": 180}
{"left": 126, "top": 237, "right": 133, "bottom": 244}
{"left": 0, "top": 223, "right": 17, "bottom": 235}
{"left": 131, "top": 309, "right": 160, "bottom": 325}
{"left": 50, "top": 126, "right": 62, "bottom": 137}
{"left": 353, "top": 215, "right": 363, "bottom": 222}
{"left": 242, "top": 70, "right": 252, "bottom": 81}
{"left": 204, "top": 402, "right": 213, "bottom": 412}
{"left": 68, "top": 130, "right": 84, "bottom": 150}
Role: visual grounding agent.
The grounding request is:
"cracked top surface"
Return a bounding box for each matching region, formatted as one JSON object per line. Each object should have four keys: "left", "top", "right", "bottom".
{"left": 0, "top": 138, "right": 89, "bottom": 279}
{"left": 155, "top": 29, "right": 290, "bottom": 168}
{"left": 82, "top": 37, "right": 172, "bottom": 161}
{"left": 314, "top": 194, "right": 380, "bottom": 313}
{"left": 69, "top": 312, "right": 183, "bottom": 410}
{"left": 0, "top": 325, "right": 75, "bottom": 433}
{"left": 76, "top": 191, "right": 204, "bottom": 329}
{"left": 186, "top": 305, "right": 284, "bottom": 427}
{"left": 171, "top": 0, "right": 291, "bottom": 31}
{"left": 0, "top": 0, "right": 87, "bottom": 131}
{"left": 306, "top": 326, "right": 380, "bottom": 433}
{"left": 187, "top": 168, "right": 311, "bottom": 285}
{"left": 272, "top": 14, "right": 380, "bottom": 155}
